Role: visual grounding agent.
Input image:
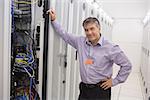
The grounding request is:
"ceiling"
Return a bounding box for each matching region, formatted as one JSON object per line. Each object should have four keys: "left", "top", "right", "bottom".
{"left": 96, "top": 0, "right": 148, "bottom": 19}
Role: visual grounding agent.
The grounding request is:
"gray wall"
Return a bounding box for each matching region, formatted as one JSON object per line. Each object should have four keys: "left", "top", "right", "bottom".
{"left": 0, "top": 0, "right": 4, "bottom": 98}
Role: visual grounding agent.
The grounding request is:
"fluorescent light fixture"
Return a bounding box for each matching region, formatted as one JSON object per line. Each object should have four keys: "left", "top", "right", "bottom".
{"left": 86, "top": 0, "right": 93, "bottom": 3}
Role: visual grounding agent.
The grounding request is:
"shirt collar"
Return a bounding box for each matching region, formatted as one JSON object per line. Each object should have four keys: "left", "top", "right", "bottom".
{"left": 86, "top": 34, "right": 104, "bottom": 46}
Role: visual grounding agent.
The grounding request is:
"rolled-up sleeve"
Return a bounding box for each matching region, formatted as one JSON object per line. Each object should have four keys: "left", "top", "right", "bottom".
{"left": 109, "top": 45, "right": 132, "bottom": 86}
{"left": 51, "top": 20, "right": 79, "bottom": 49}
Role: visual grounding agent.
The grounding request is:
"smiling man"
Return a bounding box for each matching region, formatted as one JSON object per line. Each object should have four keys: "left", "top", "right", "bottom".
{"left": 48, "top": 9, "right": 132, "bottom": 100}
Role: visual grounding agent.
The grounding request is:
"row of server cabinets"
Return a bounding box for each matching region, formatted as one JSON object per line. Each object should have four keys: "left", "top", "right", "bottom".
{"left": 141, "top": 11, "right": 150, "bottom": 100}
{"left": 1, "top": 0, "right": 113, "bottom": 100}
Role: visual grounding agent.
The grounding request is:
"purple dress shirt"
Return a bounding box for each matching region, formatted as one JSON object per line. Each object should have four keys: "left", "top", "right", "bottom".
{"left": 52, "top": 20, "right": 132, "bottom": 86}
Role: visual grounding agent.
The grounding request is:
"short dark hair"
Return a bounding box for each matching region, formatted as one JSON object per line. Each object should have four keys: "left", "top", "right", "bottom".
{"left": 82, "top": 17, "right": 100, "bottom": 28}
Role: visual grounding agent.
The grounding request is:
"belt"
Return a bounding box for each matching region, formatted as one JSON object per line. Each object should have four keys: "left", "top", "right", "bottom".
{"left": 81, "top": 81, "right": 105, "bottom": 88}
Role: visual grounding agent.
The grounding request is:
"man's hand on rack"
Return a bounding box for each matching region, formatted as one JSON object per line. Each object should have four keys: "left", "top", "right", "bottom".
{"left": 47, "top": 9, "right": 56, "bottom": 21}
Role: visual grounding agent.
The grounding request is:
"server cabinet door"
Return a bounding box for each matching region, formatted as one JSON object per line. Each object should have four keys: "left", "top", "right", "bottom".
{"left": 0, "top": 0, "right": 5, "bottom": 99}
{"left": 47, "top": 0, "right": 68, "bottom": 100}
{"left": 10, "top": 0, "right": 43, "bottom": 99}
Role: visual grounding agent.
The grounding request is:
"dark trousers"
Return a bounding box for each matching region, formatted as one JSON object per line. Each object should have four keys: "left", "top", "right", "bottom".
{"left": 78, "top": 82, "right": 111, "bottom": 100}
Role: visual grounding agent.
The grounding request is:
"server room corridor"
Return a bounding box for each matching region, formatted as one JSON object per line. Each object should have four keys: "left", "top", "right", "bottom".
{"left": 111, "top": 66, "right": 144, "bottom": 100}
{"left": 0, "top": 0, "right": 150, "bottom": 100}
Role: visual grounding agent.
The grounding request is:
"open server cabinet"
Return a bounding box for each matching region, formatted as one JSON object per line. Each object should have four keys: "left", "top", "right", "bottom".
{"left": 2, "top": 0, "right": 72, "bottom": 99}
{"left": 10, "top": 0, "right": 49, "bottom": 99}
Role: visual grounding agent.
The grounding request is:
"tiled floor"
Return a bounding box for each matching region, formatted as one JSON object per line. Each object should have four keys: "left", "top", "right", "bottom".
{"left": 111, "top": 67, "right": 144, "bottom": 100}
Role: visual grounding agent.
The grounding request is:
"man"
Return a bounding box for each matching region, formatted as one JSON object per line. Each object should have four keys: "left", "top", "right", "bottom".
{"left": 48, "top": 9, "right": 132, "bottom": 100}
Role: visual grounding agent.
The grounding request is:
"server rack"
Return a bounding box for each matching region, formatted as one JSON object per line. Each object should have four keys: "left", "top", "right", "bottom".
{"left": 10, "top": 0, "right": 50, "bottom": 99}
{"left": 10, "top": 0, "right": 42, "bottom": 99}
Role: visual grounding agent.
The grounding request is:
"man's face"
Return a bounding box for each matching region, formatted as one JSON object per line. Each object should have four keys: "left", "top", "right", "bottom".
{"left": 84, "top": 23, "right": 100, "bottom": 44}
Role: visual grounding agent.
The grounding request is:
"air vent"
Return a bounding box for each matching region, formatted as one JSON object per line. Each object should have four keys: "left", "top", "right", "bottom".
{"left": 83, "top": 3, "right": 85, "bottom": 10}
{"left": 146, "top": 88, "right": 147, "bottom": 94}
{"left": 97, "top": 14, "right": 99, "bottom": 18}
{"left": 71, "top": 0, "right": 73, "bottom": 3}
{"left": 91, "top": 9, "right": 94, "bottom": 15}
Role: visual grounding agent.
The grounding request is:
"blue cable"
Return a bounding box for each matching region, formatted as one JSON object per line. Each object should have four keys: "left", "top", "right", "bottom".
{"left": 23, "top": 95, "right": 27, "bottom": 100}
{"left": 34, "top": 93, "right": 37, "bottom": 100}
{"left": 11, "top": 0, "right": 15, "bottom": 33}
{"left": 16, "top": 95, "right": 26, "bottom": 100}
{"left": 30, "top": 77, "right": 32, "bottom": 100}
{"left": 27, "top": 52, "right": 33, "bottom": 63}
